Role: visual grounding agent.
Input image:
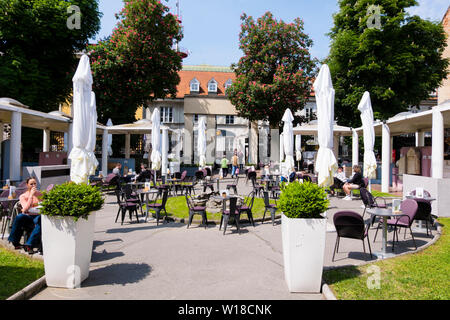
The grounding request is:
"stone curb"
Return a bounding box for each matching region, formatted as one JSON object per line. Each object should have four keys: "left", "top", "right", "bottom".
{"left": 321, "top": 221, "right": 443, "bottom": 300}
{"left": 7, "top": 276, "right": 46, "bottom": 300}
{"left": 322, "top": 283, "right": 338, "bottom": 300}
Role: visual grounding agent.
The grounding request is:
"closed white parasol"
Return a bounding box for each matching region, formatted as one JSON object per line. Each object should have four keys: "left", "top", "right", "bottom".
{"left": 314, "top": 64, "right": 338, "bottom": 187}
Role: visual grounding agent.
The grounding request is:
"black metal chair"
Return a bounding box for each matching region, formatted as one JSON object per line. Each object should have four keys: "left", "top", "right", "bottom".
{"left": 262, "top": 191, "right": 277, "bottom": 226}
{"left": 114, "top": 189, "right": 140, "bottom": 225}
{"left": 147, "top": 190, "right": 169, "bottom": 226}
{"left": 239, "top": 191, "right": 256, "bottom": 227}
{"left": 413, "top": 199, "right": 434, "bottom": 237}
{"left": 332, "top": 210, "right": 373, "bottom": 261}
{"left": 359, "top": 187, "right": 388, "bottom": 221}
{"left": 182, "top": 176, "right": 196, "bottom": 196}
{"left": 185, "top": 194, "right": 208, "bottom": 229}
{"left": 122, "top": 184, "right": 144, "bottom": 216}
{"left": 219, "top": 197, "right": 241, "bottom": 235}
{"left": 226, "top": 176, "right": 239, "bottom": 195}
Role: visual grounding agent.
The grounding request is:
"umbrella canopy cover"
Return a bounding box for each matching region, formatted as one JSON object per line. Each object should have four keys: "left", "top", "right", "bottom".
{"left": 86, "top": 91, "right": 99, "bottom": 175}
{"left": 69, "top": 54, "right": 94, "bottom": 184}
{"left": 198, "top": 117, "right": 207, "bottom": 168}
{"left": 151, "top": 109, "right": 162, "bottom": 171}
{"left": 358, "top": 91, "right": 377, "bottom": 179}
{"left": 106, "top": 118, "right": 113, "bottom": 156}
{"left": 314, "top": 64, "right": 338, "bottom": 187}
{"left": 282, "top": 109, "right": 295, "bottom": 171}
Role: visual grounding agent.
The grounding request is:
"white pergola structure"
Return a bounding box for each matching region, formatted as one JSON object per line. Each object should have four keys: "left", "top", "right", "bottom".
{"left": 354, "top": 101, "right": 450, "bottom": 217}
{"left": 97, "top": 119, "right": 177, "bottom": 177}
{"left": 293, "top": 121, "right": 353, "bottom": 161}
{"left": 0, "top": 98, "right": 72, "bottom": 181}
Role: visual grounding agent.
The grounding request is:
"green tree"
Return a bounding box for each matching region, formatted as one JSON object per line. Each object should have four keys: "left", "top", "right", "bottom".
{"left": 327, "top": 0, "right": 449, "bottom": 127}
{"left": 0, "top": 0, "right": 101, "bottom": 112}
{"left": 227, "top": 12, "right": 317, "bottom": 127}
{"left": 89, "top": 0, "right": 183, "bottom": 125}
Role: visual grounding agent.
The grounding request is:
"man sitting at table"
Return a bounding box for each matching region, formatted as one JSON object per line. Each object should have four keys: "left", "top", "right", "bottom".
{"left": 8, "top": 177, "right": 43, "bottom": 254}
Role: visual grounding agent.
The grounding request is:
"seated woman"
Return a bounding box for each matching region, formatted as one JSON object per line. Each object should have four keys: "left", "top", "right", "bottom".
{"left": 8, "top": 178, "right": 43, "bottom": 254}
{"left": 342, "top": 165, "right": 364, "bottom": 201}
{"left": 330, "top": 167, "right": 348, "bottom": 196}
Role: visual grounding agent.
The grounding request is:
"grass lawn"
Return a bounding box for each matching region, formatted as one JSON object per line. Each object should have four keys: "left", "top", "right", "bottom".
{"left": 144, "top": 195, "right": 280, "bottom": 222}
{"left": 323, "top": 218, "right": 450, "bottom": 300}
{"left": 0, "top": 247, "right": 44, "bottom": 300}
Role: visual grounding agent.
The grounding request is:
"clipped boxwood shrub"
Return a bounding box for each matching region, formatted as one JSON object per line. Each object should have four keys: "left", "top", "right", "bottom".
{"left": 279, "top": 181, "right": 329, "bottom": 219}
{"left": 40, "top": 182, "right": 104, "bottom": 221}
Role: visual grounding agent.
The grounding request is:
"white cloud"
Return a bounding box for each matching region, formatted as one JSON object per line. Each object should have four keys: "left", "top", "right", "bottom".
{"left": 407, "top": 0, "right": 449, "bottom": 22}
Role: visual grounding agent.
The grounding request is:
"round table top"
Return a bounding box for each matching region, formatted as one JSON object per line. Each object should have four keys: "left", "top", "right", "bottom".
{"left": 135, "top": 189, "right": 159, "bottom": 195}
{"left": 0, "top": 197, "right": 19, "bottom": 202}
{"left": 367, "top": 207, "right": 404, "bottom": 217}
{"left": 405, "top": 195, "right": 436, "bottom": 201}
{"left": 212, "top": 195, "right": 238, "bottom": 201}
{"left": 127, "top": 182, "right": 146, "bottom": 185}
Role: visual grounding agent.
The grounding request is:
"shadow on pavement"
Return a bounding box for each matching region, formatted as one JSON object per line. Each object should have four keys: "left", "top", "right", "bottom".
{"left": 82, "top": 263, "right": 152, "bottom": 287}
{"left": 91, "top": 249, "right": 125, "bottom": 263}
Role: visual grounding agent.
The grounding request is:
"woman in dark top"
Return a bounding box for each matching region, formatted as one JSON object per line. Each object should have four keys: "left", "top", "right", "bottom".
{"left": 342, "top": 165, "right": 364, "bottom": 200}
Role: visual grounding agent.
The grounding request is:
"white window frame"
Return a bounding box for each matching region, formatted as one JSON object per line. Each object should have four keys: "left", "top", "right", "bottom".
{"left": 224, "top": 79, "right": 232, "bottom": 90}
{"left": 226, "top": 115, "right": 235, "bottom": 125}
{"left": 208, "top": 78, "right": 217, "bottom": 93}
{"left": 190, "top": 78, "right": 200, "bottom": 93}
{"left": 160, "top": 107, "right": 173, "bottom": 123}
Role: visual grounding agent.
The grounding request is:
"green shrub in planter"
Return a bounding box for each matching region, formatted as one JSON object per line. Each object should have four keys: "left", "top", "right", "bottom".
{"left": 279, "top": 181, "right": 329, "bottom": 219}
{"left": 40, "top": 183, "right": 105, "bottom": 221}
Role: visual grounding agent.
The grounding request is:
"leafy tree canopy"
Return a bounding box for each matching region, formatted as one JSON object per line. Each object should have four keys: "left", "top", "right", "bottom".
{"left": 227, "top": 12, "right": 317, "bottom": 127}
{"left": 0, "top": 0, "right": 101, "bottom": 112}
{"left": 89, "top": 0, "right": 183, "bottom": 124}
{"left": 326, "top": 0, "right": 449, "bottom": 127}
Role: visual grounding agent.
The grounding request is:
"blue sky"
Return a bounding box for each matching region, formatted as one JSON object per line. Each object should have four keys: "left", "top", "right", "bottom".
{"left": 92, "top": 0, "right": 449, "bottom": 67}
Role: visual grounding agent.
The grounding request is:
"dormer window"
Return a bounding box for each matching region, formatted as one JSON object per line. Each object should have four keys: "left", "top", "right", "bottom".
{"left": 190, "top": 78, "right": 200, "bottom": 93}
{"left": 208, "top": 78, "right": 218, "bottom": 93}
{"left": 224, "top": 79, "right": 232, "bottom": 90}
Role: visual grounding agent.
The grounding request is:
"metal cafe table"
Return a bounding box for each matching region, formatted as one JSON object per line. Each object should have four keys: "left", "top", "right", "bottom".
{"left": 135, "top": 188, "right": 159, "bottom": 222}
{"left": 367, "top": 207, "right": 404, "bottom": 259}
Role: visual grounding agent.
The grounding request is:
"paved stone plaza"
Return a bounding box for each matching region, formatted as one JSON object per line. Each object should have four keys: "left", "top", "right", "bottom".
{"left": 26, "top": 179, "right": 435, "bottom": 300}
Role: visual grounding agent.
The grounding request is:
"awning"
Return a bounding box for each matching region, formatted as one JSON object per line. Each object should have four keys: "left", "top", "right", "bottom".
{"left": 0, "top": 98, "right": 71, "bottom": 132}
{"left": 355, "top": 100, "right": 450, "bottom": 136}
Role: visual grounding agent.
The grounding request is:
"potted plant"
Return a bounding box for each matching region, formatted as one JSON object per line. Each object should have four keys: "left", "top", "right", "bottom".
{"left": 40, "top": 182, "right": 104, "bottom": 289}
{"left": 278, "top": 181, "right": 329, "bottom": 293}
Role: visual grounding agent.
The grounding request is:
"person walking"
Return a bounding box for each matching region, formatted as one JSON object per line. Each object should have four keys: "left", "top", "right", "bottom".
{"left": 221, "top": 153, "right": 229, "bottom": 178}
{"left": 231, "top": 150, "right": 239, "bottom": 178}
{"left": 238, "top": 149, "right": 244, "bottom": 171}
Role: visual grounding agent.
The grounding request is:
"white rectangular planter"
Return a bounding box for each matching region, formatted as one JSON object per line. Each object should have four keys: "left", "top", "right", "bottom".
{"left": 41, "top": 212, "right": 96, "bottom": 289}
{"left": 281, "top": 213, "right": 327, "bottom": 293}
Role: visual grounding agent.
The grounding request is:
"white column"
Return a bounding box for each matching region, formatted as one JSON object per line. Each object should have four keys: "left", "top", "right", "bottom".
{"left": 176, "top": 130, "right": 182, "bottom": 162}
{"left": 10, "top": 111, "right": 22, "bottom": 181}
{"left": 125, "top": 134, "right": 131, "bottom": 159}
{"left": 415, "top": 131, "right": 425, "bottom": 147}
{"left": 352, "top": 129, "right": 359, "bottom": 167}
{"left": 279, "top": 132, "right": 284, "bottom": 165}
{"left": 67, "top": 122, "right": 74, "bottom": 165}
{"left": 161, "top": 128, "right": 169, "bottom": 177}
{"left": 381, "top": 123, "right": 391, "bottom": 193}
{"left": 43, "top": 129, "right": 51, "bottom": 152}
{"left": 432, "top": 108, "right": 444, "bottom": 179}
{"left": 102, "top": 129, "right": 108, "bottom": 175}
